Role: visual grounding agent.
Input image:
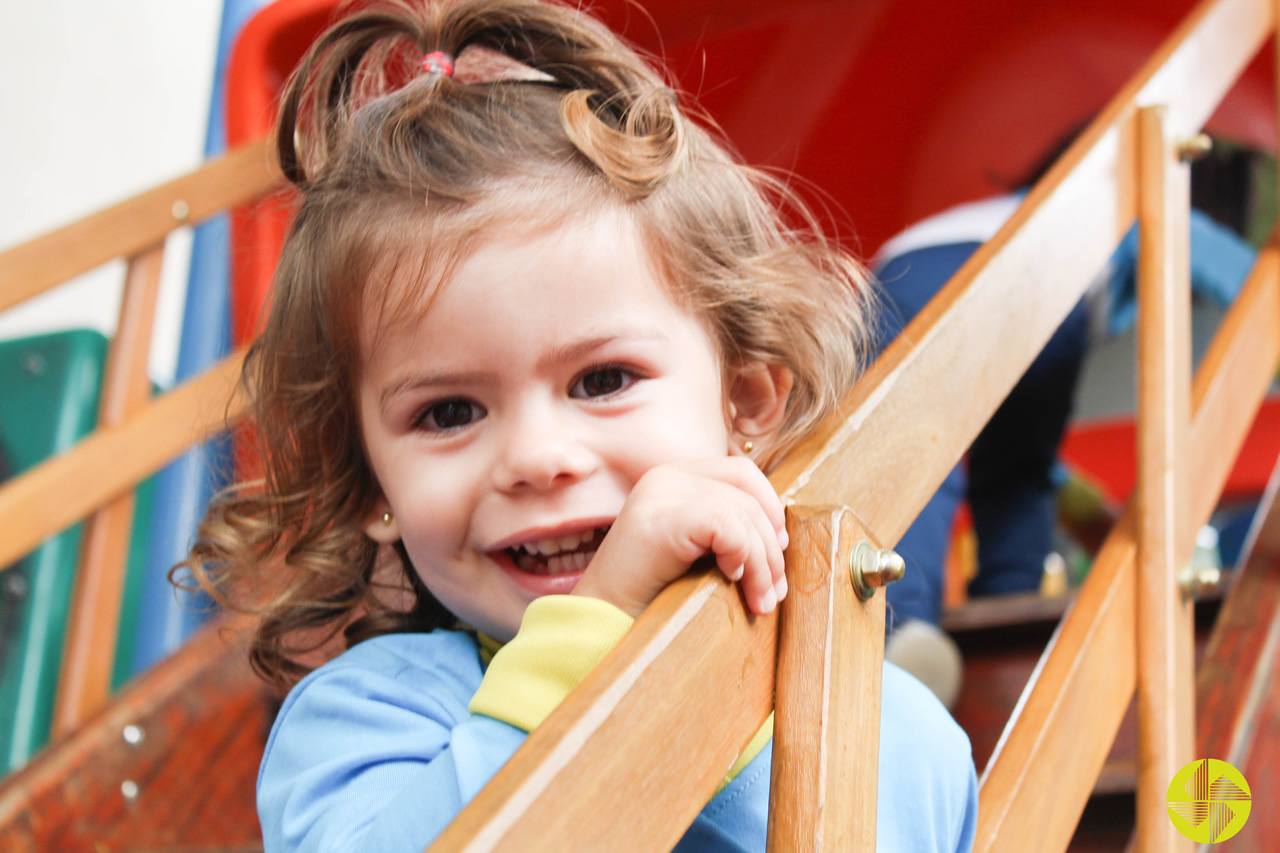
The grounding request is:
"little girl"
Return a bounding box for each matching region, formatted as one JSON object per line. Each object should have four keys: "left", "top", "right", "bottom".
{"left": 185, "top": 1, "right": 978, "bottom": 850}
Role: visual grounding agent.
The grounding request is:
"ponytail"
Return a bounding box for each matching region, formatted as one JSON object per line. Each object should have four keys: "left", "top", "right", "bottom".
{"left": 277, "top": 0, "right": 683, "bottom": 189}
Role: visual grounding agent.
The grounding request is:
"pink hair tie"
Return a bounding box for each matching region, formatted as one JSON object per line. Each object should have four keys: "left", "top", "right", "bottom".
{"left": 421, "top": 51, "right": 455, "bottom": 77}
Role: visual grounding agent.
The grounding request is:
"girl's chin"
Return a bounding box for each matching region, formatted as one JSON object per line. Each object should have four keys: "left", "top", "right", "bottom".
{"left": 491, "top": 548, "right": 586, "bottom": 597}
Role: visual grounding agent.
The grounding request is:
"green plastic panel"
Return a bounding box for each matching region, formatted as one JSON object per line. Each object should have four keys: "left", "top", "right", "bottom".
{"left": 0, "top": 330, "right": 160, "bottom": 772}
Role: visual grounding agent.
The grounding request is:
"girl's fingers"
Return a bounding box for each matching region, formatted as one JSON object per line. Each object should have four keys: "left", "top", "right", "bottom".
{"left": 717, "top": 481, "right": 786, "bottom": 589}
{"left": 737, "top": 523, "right": 779, "bottom": 613}
{"left": 688, "top": 457, "right": 787, "bottom": 547}
{"left": 702, "top": 503, "right": 780, "bottom": 615}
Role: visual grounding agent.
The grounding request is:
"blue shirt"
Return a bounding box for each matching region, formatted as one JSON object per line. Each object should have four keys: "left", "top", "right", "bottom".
{"left": 258, "top": 628, "right": 978, "bottom": 852}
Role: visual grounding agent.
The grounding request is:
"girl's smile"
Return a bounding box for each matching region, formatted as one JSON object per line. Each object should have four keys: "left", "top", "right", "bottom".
{"left": 490, "top": 519, "right": 613, "bottom": 596}
{"left": 358, "top": 210, "right": 732, "bottom": 641}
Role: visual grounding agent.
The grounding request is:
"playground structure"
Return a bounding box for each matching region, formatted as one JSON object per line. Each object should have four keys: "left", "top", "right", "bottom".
{"left": 1, "top": 0, "right": 1280, "bottom": 849}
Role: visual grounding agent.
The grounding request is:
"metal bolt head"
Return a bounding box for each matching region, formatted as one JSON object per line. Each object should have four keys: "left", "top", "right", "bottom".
{"left": 850, "top": 541, "right": 906, "bottom": 601}
{"left": 21, "top": 352, "right": 46, "bottom": 376}
{"left": 1179, "top": 564, "right": 1222, "bottom": 599}
{"left": 121, "top": 779, "right": 139, "bottom": 802}
{"left": 4, "top": 572, "right": 28, "bottom": 600}
{"left": 122, "top": 724, "right": 145, "bottom": 746}
{"left": 1178, "top": 133, "right": 1212, "bottom": 163}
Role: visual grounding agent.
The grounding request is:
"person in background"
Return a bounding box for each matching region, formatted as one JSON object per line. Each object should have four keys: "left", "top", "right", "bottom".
{"left": 876, "top": 139, "right": 1259, "bottom": 708}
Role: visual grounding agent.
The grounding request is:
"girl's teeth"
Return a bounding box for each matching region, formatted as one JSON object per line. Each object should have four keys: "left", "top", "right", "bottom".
{"left": 512, "top": 527, "right": 609, "bottom": 567}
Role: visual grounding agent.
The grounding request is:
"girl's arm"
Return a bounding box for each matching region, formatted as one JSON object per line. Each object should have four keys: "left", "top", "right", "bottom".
{"left": 258, "top": 598, "right": 637, "bottom": 853}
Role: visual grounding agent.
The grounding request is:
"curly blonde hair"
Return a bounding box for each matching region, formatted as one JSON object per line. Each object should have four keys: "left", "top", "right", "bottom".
{"left": 181, "top": 0, "right": 875, "bottom": 687}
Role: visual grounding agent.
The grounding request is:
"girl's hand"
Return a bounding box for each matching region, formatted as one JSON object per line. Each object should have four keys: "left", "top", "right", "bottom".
{"left": 572, "top": 457, "right": 788, "bottom": 617}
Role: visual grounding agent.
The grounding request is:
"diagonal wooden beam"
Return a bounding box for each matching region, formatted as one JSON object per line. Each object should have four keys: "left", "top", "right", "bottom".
{"left": 0, "top": 138, "right": 279, "bottom": 313}
{"left": 0, "top": 349, "right": 248, "bottom": 570}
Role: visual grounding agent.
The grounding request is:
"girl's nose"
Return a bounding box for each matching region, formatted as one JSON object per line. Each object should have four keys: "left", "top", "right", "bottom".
{"left": 492, "top": 405, "right": 596, "bottom": 492}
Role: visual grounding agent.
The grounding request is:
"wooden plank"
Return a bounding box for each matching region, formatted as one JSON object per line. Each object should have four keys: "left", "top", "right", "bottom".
{"left": 770, "top": 108, "right": 1135, "bottom": 539}
{"left": 426, "top": 569, "right": 778, "bottom": 853}
{"left": 767, "top": 506, "right": 883, "bottom": 852}
{"left": 0, "top": 137, "right": 278, "bottom": 313}
{"left": 0, "top": 616, "right": 266, "bottom": 853}
{"left": 975, "top": 510, "right": 1139, "bottom": 851}
{"left": 1230, "top": 625, "right": 1280, "bottom": 849}
{"left": 974, "top": 236, "right": 1280, "bottom": 852}
{"left": 52, "top": 242, "right": 166, "bottom": 735}
{"left": 1195, "top": 454, "right": 1280, "bottom": 766}
{"left": 1133, "top": 105, "right": 1196, "bottom": 851}
{"left": 0, "top": 348, "right": 248, "bottom": 570}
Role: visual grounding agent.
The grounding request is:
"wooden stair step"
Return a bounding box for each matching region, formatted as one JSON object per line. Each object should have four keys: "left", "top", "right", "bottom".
{"left": 0, "top": 617, "right": 268, "bottom": 853}
{"left": 945, "top": 588, "right": 1224, "bottom": 793}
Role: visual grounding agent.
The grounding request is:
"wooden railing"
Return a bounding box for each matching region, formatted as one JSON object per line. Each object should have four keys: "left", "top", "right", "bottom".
{"left": 0, "top": 136, "right": 278, "bottom": 733}
{"left": 0, "top": 0, "right": 1276, "bottom": 849}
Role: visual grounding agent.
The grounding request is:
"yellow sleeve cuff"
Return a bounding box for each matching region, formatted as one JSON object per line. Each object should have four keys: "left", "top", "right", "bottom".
{"left": 722, "top": 713, "right": 773, "bottom": 791}
{"left": 468, "top": 595, "right": 634, "bottom": 731}
{"left": 469, "top": 594, "right": 771, "bottom": 791}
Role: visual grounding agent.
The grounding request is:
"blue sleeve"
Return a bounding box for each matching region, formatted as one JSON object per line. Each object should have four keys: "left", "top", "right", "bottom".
{"left": 1187, "top": 209, "right": 1255, "bottom": 307}
{"left": 877, "top": 663, "right": 977, "bottom": 852}
{"left": 257, "top": 633, "right": 525, "bottom": 853}
{"left": 1103, "top": 210, "right": 1255, "bottom": 336}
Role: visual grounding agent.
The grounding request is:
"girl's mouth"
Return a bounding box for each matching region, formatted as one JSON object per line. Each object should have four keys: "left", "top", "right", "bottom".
{"left": 505, "top": 525, "right": 610, "bottom": 576}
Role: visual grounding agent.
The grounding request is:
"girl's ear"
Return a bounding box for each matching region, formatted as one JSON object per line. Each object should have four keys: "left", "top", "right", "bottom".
{"left": 363, "top": 498, "right": 401, "bottom": 544}
{"left": 729, "top": 362, "right": 794, "bottom": 441}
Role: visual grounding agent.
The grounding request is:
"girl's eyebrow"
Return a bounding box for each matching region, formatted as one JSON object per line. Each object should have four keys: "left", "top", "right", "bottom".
{"left": 539, "top": 330, "right": 667, "bottom": 371}
{"left": 380, "top": 369, "right": 498, "bottom": 411}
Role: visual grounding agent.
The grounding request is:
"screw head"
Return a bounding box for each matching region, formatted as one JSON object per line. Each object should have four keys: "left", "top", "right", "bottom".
{"left": 171, "top": 199, "right": 190, "bottom": 222}
{"left": 850, "top": 541, "right": 906, "bottom": 600}
{"left": 4, "top": 572, "right": 28, "bottom": 599}
{"left": 21, "top": 352, "right": 46, "bottom": 376}
{"left": 1178, "top": 133, "right": 1212, "bottom": 163}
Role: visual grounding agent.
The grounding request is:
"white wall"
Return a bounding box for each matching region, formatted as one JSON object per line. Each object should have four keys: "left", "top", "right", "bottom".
{"left": 0, "top": 0, "right": 223, "bottom": 387}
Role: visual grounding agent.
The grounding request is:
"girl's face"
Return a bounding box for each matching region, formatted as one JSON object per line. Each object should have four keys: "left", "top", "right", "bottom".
{"left": 358, "top": 211, "right": 733, "bottom": 641}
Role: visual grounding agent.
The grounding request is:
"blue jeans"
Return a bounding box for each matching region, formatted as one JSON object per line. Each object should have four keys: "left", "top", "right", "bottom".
{"left": 874, "top": 242, "right": 1089, "bottom": 630}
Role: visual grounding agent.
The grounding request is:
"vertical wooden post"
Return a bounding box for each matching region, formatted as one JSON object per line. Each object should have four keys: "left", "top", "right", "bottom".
{"left": 1134, "top": 105, "right": 1195, "bottom": 852}
{"left": 767, "top": 505, "right": 884, "bottom": 852}
{"left": 53, "top": 241, "right": 165, "bottom": 735}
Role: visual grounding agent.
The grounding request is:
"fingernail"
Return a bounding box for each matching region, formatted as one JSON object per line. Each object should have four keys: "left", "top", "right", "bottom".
{"left": 779, "top": 528, "right": 789, "bottom": 549}
{"left": 774, "top": 575, "right": 788, "bottom": 601}
{"left": 729, "top": 564, "right": 745, "bottom": 581}
{"left": 760, "top": 587, "right": 777, "bottom": 613}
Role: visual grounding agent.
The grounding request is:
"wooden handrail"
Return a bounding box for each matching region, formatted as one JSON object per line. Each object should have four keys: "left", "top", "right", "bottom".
{"left": 0, "top": 137, "right": 279, "bottom": 313}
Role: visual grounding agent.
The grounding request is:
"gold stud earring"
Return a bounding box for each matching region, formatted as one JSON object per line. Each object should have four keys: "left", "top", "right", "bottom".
{"left": 742, "top": 441, "right": 754, "bottom": 453}
{"left": 382, "top": 511, "right": 393, "bottom": 526}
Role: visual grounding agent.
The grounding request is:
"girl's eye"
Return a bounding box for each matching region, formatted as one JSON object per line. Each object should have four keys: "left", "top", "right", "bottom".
{"left": 417, "top": 399, "right": 484, "bottom": 431}
{"left": 572, "top": 366, "right": 633, "bottom": 399}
